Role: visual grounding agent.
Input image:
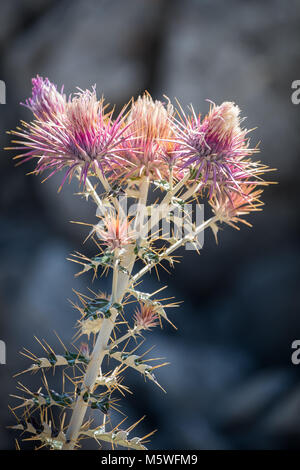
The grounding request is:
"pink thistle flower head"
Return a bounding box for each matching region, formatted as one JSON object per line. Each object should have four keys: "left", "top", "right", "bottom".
{"left": 95, "top": 212, "right": 134, "bottom": 250}
{"left": 62, "top": 88, "right": 111, "bottom": 174}
{"left": 133, "top": 302, "right": 159, "bottom": 330}
{"left": 79, "top": 342, "right": 90, "bottom": 359}
{"left": 8, "top": 80, "right": 132, "bottom": 189}
{"left": 174, "top": 100, "right": 264, "bottom": 198}
{"left": 210, "top": 184, "right": 264, "bottom": 229}
{"left": 23, "top": 75, "right": 66, "bottom": 122}
{"left": 115, "top": 93, "right": 174, "bottom": 181}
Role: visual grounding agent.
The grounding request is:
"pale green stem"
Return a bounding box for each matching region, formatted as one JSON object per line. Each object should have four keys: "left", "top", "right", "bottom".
{"left": 94, "top": 165, "right": 111, "bottom": 193}
{"left": 63, "top": 177, "right": 149, "bottom": 450}
{"left": 85, "top": 176, "right": 103, "bottom": 208}
{"left": 63, "top": 263, "right": 120, "bottom": 449}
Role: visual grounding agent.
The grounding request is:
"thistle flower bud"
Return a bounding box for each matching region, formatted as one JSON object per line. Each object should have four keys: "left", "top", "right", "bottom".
{"left": 79, "top": 342, "right": 90, "bottom": 359}
{"left": 95, "top": 213, "right": 133, "bottom": 250}
{"left": 133, "top": 302, "right": 159, "bottom": 330}
{"left": 210, "top": 184, "right": 264, "bottom": 228}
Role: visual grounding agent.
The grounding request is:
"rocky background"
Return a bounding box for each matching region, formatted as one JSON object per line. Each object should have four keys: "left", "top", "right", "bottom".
{"left": 0, "top": 0, "right": 300, "bottom": 450}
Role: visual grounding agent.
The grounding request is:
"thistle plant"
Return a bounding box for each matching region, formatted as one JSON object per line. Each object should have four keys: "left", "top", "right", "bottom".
{"left": 6, "top": 76, "right": 273, "bottom": 450}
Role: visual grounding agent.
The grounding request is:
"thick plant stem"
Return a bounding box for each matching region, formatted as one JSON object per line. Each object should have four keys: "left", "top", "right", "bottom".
{"left": 63, "top": 252, "right": 134, "bottom": 449}
{"left": 63, "top": 177, "right": 149, "bottom": 450}
{"left": 63, "top": 316, "right": 116, "bottom": 449}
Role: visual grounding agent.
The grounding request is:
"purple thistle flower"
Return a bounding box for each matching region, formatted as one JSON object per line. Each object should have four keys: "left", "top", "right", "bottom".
{"left": 8, "top": 79, "right": 134, "bottom": 189}
{"left": 173, "top": 101, "right": 267, "bottom": 198}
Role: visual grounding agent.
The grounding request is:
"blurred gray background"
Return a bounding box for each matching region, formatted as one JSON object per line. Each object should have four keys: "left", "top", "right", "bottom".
{"left": 0, "top": 0, "right": 300, "bottom": 450}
